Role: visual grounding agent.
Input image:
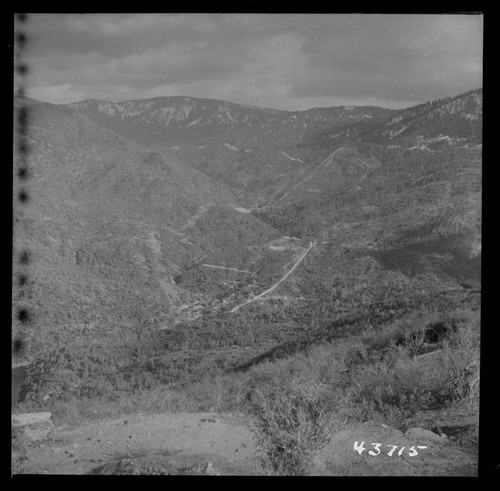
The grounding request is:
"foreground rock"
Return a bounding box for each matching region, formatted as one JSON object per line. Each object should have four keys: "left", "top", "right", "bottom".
{"left": 12, "top": 413, "right": 55, "bottom": 442}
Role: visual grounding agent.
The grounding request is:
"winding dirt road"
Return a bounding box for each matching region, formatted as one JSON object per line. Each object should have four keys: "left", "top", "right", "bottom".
{"left": 276, "top": 147, "right": 345, "bottom": 203}
{"left": 230, "top": 241, "right": 315, "bottom": 313}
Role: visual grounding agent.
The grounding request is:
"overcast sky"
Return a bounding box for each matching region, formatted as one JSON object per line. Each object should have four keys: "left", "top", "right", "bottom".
{"left": 16, "top": 13, "right": 483, "bottom": 111}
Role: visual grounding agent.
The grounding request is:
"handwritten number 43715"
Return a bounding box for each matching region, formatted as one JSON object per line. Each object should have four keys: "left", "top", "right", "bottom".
{"left": 354, "top": 441, "right": 427, "bottom": 457}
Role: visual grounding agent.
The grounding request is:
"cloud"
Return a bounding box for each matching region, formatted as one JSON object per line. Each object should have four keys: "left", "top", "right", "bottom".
{"left": 290, "top": 14, "right": 483, "bottom": 103}
{"left": 18, "top": 13, "right": 483, "bottom": 109}
{"left": 21, "top": 14, "right": 218, "bottom": 58}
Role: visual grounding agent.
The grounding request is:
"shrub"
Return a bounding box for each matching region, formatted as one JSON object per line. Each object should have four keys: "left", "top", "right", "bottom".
{"left": 251, "top": 371, "right": 336, "bottom": 475}
{"left": 434, "top": 309, "right": 480, "bottom": 408}
{"left": 346, "top": 360, "right": 422, "bottom": 428}
{"left": 345, "top": 308, "right": 480, "bottom": 428}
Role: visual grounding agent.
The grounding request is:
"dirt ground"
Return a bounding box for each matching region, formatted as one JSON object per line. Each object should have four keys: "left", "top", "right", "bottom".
{"left": 16, "top": 412, "right": 477, "bottom": 476}
{"left": 19, "top": 412, "right": 259, "bottom": 475}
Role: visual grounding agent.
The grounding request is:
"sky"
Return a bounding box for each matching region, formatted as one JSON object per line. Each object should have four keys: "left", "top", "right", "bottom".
{"left": 15, "top": 13, "right": 483, "bottom": 111}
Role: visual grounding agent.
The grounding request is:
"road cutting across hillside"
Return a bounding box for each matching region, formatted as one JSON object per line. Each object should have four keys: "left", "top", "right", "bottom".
{"left": 230, "top": 240, "right": 315, "bottom": 313}
{"left": 202, "top": 264, "right": 251, "bottom": 274}
{"left": 276, "top": 147, "right": 346, "bottom": 203}
{"left": 180, "top": 205, "right": 209, "bottom": 231}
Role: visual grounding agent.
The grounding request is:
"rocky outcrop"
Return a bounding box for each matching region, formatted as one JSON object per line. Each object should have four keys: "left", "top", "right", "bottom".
{"left": 312, "top": 422, "right": 477, "bottom": 476}
{"left": 405, "top": 427, "right": 448, "bottom": 443}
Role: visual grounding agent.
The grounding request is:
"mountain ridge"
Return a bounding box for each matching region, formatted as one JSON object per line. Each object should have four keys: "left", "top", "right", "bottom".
{"left": 65, "top": 94, "right": 391, "bottom": 112}
{"left": 61, "top": 95, "right": 396, "bottom": 152}
{"left": 311, "top": 88, "right": 483, "bottom": 149}
{"left": 58, "top": 86, "right": 481, "bottom": 114}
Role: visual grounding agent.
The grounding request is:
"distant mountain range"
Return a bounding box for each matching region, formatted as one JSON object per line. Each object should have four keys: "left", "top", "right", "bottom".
{"left": 57, "top": 90, "right": 481, "bottom": 199}
{"left": 65, "top": 96, "right": 394, "bottom": 146}
{"left": 62, "top": 96, "right": 394, "bottom": 197}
